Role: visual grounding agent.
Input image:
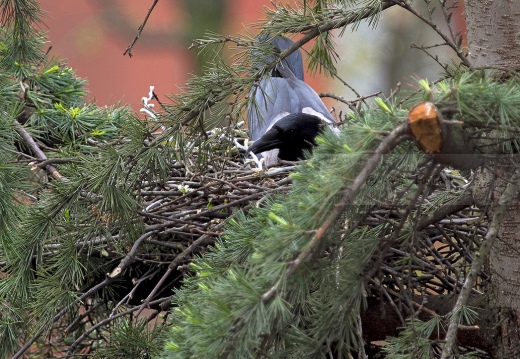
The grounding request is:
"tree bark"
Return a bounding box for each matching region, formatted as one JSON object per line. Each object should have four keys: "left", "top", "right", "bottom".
{"left": 490, "top": 204, "right": 520, "bottom": 358}
{"left": 472, "top": 166, "right": 520, "bottom": 358}
{"left": 465, "top": 1, "right": 520, "bottom": 357}
{"left": 465, "top": 0, "right": 520, "bottom": 68}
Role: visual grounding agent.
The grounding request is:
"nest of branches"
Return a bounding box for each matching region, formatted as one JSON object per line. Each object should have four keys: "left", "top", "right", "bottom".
{"left": 18, "top": 121, "right": 489, "bottom": 356}
{"left": 103, "top": 141, "right": 488, "bottom": 354}
{"left": 359, "top": 180, "right": 490, "bottom": 356}
{"left": 126, "top": 154, "right": 297, "bottom": 305}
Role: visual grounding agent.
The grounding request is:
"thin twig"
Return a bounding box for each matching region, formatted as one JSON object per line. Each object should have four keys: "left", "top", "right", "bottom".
{"left": 36, "top": 157, "right": 77, "bottom": 168}
{"left": 301, "top": 47, "right": 362, "bottom": 99}
{"left": 318, "top": 91, "right": 382, "bottom": 106}
{"left": 13, "top": 277, "right": 115, "bottom": 359}
{"left": 108, "top": 230, "right": 159, "bottom": 278}
{"left": 65, "top": 295, "right": 172, "bottom": 357}
{"left": 393, "top": 0, "right": 471, "bottom": 68}
{"left": 123, "top": 0, "right": 160, "bottom": 57}
{"left": 189, "top": 35, "right": 250, "bottom": 50}
{"left": 134, "top": 267, "right": 175, "bottom": 317}
{"left": 13, "top": 120, "right": 70, "bottom": 182}
{"left": 411, "top": 43, "right": 451, "bottom": 74}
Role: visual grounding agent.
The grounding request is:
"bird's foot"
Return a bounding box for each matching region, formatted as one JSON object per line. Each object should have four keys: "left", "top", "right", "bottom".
{"left": 245, "top": 152, "right": 265, "bottom": 171}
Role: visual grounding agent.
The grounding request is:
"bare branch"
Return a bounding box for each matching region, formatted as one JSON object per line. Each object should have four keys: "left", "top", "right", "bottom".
{"left": 123, "top": 0, "right": 159, "bottom": 57}
{"left": 13, "top": 120, "right": 70, "bottom": 182}
{"left": 393, "top": 0, "right": 472, "bottom": 68}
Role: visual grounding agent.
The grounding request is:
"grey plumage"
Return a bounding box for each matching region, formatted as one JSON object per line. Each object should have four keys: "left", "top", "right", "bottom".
{"left": 247, "top": 35, "right": 335, "bottom": 166}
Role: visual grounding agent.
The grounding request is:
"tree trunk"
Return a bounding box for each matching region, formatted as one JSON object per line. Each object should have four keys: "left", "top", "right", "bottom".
{"left": 490, "top": 198, "right": 520, "bottom": 358}
{"left": 473, "top": 167, "right": 520, "bottom": 358}
{"left": 465, "top": 0, "right": 520, "bottom": 68}
{"left": 465, "top": 1, "right": 520, "bottom": 357}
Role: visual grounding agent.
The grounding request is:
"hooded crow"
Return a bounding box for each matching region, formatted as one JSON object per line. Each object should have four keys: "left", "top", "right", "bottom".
{"left": 247, "top": 35, "right": 335, "bottom": 165}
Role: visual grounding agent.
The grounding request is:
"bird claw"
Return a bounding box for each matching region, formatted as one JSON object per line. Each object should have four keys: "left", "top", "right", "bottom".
{"left": 234, "top": 138, "right": 249, "bottom": 152}
{"left": 246, "top": 152, "right": 265, "bottom": 171}
{"left": 237, "top": 139, "right": 266, "bottom": 171}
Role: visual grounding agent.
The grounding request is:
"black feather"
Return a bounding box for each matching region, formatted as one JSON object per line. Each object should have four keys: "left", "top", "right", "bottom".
{"left": 248, "top": 113, "right": 325, "bottom": 161}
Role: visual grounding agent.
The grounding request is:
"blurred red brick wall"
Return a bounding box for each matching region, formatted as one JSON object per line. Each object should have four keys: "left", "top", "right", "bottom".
{"left": 39, "top": 1, "right": 331, "bottom": 113}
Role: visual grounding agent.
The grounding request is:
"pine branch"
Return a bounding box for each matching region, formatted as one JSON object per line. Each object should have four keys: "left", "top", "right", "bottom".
{"left": 261, "top": 123, "right": 409, "bottom": 303}
{"left": 0, "top": 0, "right": 45, "bottom": 67}
{"left": 13, "top": 277, "right": 117, "bottom": 359}
{"left": 274, "top": 1, "right": 396, "bottom": 73}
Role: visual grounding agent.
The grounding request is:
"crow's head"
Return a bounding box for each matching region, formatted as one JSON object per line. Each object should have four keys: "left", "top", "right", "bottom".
{"left": 248, "top": 113, "right": 325, "bottom": 161}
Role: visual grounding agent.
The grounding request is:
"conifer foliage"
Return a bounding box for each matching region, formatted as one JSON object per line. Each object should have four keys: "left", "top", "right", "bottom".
{"left": 1, "top": 0, "right": 520, "bottom": 358}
